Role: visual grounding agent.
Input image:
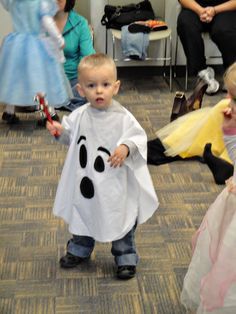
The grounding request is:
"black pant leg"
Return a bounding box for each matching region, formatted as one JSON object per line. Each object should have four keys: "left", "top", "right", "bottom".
{"left": 177, "top": 9, "right": 207, "bottom": 75}
{"left": 147, "top": 138, "right": 184, "bottom": 165}
{"left": 209, "top": 11, "right": 236, "bottom": 69}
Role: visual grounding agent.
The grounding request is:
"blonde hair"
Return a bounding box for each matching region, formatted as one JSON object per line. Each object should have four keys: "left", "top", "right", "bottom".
{"left": 78, "top": 53, "right": 117, "bottom": 81}
{"left": 224, "top": 62, "right": 236, "bottom": 96}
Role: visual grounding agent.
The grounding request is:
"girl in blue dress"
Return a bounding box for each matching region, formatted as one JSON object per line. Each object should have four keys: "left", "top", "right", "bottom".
{"left": 0, "top": 0, "right": 71, "bottom": 124}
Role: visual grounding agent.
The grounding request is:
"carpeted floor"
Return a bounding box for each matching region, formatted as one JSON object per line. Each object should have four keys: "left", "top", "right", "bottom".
{"left": 0, "top": 72, "right": 225, "bottom": 314}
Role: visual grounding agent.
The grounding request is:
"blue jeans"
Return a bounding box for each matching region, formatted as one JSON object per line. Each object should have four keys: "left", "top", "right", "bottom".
{"left": 63, "top": 78, "right": 87, "bottom": 111}
{"left": 67, "top": 224, "right": 139, "bottom": 266}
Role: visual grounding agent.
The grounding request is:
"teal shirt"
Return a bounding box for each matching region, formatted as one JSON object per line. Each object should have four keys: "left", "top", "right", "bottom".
{"left": 63, "top": 10, "right": 95, "bottom": 81}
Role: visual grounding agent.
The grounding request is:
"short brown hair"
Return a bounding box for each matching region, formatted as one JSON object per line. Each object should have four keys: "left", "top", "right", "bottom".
{"left": 78, "top": 53, "right": 117, "bottom": 80}
{"left": 64, "top": 0, "right": 75, "bottom": 12}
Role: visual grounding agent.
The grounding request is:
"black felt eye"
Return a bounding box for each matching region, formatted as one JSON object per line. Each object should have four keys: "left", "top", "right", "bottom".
{"left": 80, "top": 144, "right": 87, "bottom": 168}
{"left": 94, "top": 156, "right": 105, "bottom": 172}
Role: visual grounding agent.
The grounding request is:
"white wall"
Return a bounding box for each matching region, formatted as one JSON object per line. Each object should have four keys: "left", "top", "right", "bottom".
{"left": 89, "top": 0, "right": 107, "bottom": 53}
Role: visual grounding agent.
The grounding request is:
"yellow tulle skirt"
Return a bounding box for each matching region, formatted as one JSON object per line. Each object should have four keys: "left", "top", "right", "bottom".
{"left": 156, "top": 99, "right": 232, "bottom": 164}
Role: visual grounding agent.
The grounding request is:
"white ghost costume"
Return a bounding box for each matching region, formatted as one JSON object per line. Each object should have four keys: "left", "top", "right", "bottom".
{"left": 53, "top": 100, "right": 159, "bottom": 242}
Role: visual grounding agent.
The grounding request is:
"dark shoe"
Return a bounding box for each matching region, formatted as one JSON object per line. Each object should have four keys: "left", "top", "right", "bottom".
{"left": 37, "top": 113, "right": 60, "bottom": 127}
{"left": 2, "top": 112, "right": 20, "bottom": 124}
{"left": 59, "top": 252, "right": 88, "bottom": 269}
{"left": 56, "top": 106, "right": 71, "bottom": 112}
{"left": 203, "top": 143, "right": 234, "bottom": 185}
{"left": 117, "top": 265, "right": 136, "bottom": 279}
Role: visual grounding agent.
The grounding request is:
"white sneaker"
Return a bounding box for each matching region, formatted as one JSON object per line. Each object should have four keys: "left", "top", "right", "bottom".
{"left": 198, "top": 67, "right": 220, "bottom": 95}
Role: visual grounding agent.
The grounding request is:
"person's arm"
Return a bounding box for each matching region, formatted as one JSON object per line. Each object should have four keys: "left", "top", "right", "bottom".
{"left": 214, "top": 0, "right": 236, "bottom": 15}
{"left": 41, "top": 15, "right": 65, "bottom": 49}
{"left": 204, "top": 1, "right": 236, "bottom": 22}
{"left": 77, "top": 18, "right": 95, "bottom": 59}
{"left": 178, "top": 0, "right": 204, "bottom": 16}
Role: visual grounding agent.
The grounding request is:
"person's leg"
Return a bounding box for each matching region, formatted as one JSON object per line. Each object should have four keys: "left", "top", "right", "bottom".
{"left": 177, "top": 9, "right": 220, "bottom": 94}
{"left": 60, "top": 234, "right": 95, "bottom": 268}
{"left": 177, "top": 9, "right": 206, "bottom": 76}
{"left": 147, "top": 137, "right": 184, "bottom": 165}
{"left": 209, "top": 11, "right": 236, "bottom": 70}
{"left": 63, "top": 78, "right": 87, "bottom": 111}
{"left": 111, "top": 224, "right": 139, "bottom": 279}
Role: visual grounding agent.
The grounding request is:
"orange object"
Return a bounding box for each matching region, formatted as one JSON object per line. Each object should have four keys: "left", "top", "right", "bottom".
{"left": 146, "top": 20, "right": 167, "bottom": 28}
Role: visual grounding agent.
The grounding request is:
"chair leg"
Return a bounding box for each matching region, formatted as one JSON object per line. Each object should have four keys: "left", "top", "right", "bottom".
{"left": 105, "top": 29, "right": 108, "bottom": 54}
{"left": 185, "top": 64, "right": 188, "bottom": 91}
{"left": 163, "top": 36, "right": 172, "bottom": 92}
{"left": 169, "top": 35, "right": 172, "bottom": 92}
{"left": 112, "top": 33, "right": 116, "bottom": 60}
{"left": 174, "top": 34, "right": 178, "bottom": 78}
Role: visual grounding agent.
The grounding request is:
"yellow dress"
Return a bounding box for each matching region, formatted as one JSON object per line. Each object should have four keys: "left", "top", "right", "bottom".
{"left": 156, "top": 99, "right": 232, "bottom": 164}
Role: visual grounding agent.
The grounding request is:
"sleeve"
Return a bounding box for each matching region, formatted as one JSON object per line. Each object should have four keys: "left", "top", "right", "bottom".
{"left": 41, "top": 15, "right": 65, "bottom": 48}
{"left": 40, "top": 0, "right": 58, "bottom": 17}
{"left": 58, "top": 108, "right": 84, "bottom": 145}
{"left": 40, "top": 0, "right": 64, "bottom": 48}
{"left": 223, "top": 133, "right": 236, "bottom": 164}
{"left": 77, "top": 17, "right": 96, "bottom": 59}
{"left": 57, "top": 116, "right": 73, "bottom": 145}
{"left": 121, "top": 140, "right": 138, "bottom": 157}
{"left": 118, "top": 111, "right": 148, "bottom": 168}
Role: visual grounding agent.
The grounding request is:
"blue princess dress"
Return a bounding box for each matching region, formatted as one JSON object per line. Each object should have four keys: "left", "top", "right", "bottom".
{"left": 0, "top": 0, "right": 71, "bottom": 107}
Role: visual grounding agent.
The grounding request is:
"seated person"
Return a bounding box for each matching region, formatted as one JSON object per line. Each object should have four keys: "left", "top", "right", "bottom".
{"left": 55, "top": 0, "right": 95, "bottom": 111}
{"left": 177, "top": 0, "right": 236, "bottom": 94}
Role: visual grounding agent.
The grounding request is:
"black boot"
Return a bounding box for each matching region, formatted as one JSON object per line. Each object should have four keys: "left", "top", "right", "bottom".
{"left": 147, "top": 137, "right": 183, "bottom": 165}
{"left": 203, "top": 143, "right": 234, "bottom": 185}
{"left": 2, "top": 112, "right": 19, "bottom": 124}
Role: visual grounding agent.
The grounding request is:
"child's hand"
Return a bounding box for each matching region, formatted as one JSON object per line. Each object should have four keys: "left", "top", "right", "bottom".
{"left": 223, "top": 105, "right": 236, "bottom": 129}
{"left": 108, "top": 144, "right": 129, "bottom": 168}
{"left": 46, "top": 120, "right": 63, "bottom": 137}
{"left": 223, "top": 107, "right": 232, "bottom": 118}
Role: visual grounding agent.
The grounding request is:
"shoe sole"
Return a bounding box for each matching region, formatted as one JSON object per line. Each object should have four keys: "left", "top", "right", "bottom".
{"left": 60, "top": 256, "right": 89, "bottom": 269}
{"left": 117, "top": 272, "right": 136, "bottom": 280}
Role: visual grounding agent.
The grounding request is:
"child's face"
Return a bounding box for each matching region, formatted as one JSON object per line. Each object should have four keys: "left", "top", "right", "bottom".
{"left": 227, "top": 88, "right": 236, "bottom": 107}
{"left": 77, "top": 65, "right": 120, "bottom": 110}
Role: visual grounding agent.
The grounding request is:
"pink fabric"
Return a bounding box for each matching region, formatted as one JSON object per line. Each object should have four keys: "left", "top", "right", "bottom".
{"left": 189, "top": 179, "right": 236, "bottom": 311}
{"left": 197, "top": 180, "right": 236, "bottom": 311}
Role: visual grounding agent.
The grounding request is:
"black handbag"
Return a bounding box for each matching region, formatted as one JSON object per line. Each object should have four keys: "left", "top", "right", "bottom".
{"left": 101, "top": 0, "right": 155, "bottom": 30}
